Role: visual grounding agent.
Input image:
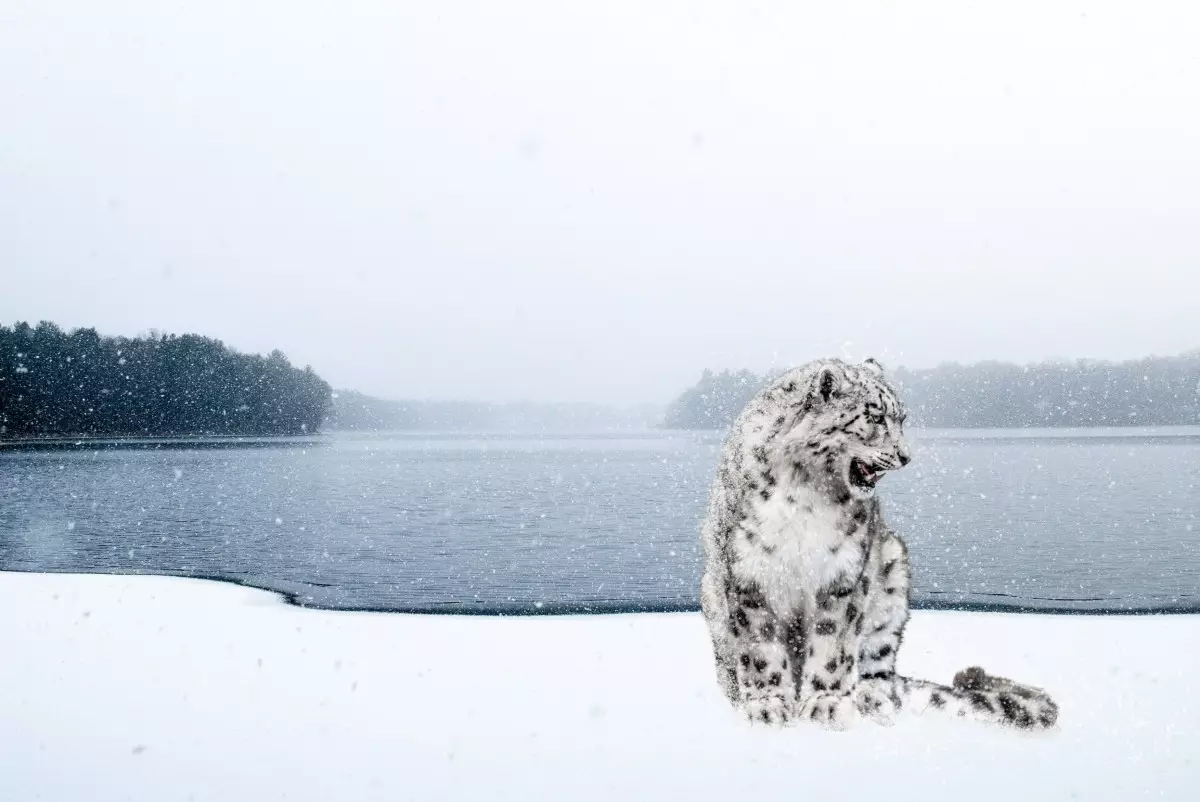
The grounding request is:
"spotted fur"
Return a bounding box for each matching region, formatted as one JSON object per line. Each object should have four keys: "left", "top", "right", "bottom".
{"left": 700, "top": 358, "right": 1058, "bottom": 729}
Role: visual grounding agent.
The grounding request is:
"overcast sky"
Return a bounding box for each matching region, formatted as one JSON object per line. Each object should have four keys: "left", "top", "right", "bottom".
{"left": 3, "top": 1, "right": 1199, "bottom": 404}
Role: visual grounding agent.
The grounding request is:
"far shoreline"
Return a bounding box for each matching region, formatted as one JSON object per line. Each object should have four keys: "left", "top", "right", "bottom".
{"left": 0, "top": 434, "right": 329, "bottom": 452}
{"left": 4, "top": 424, "right": 1200, "bottom": 451}
{"left": 3, "top": 567, "right": 1200, "bottom": 616}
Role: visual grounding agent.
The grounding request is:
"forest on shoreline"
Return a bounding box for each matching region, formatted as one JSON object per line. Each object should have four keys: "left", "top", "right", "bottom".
{"left": 5, "top": 320, "right": 1196, "bottom": 437}
{"left": 0, "top": 321, "right": 331, "bottom": 438}
{"left": 663, "top": 352, "right": 1200, "bottom": 429}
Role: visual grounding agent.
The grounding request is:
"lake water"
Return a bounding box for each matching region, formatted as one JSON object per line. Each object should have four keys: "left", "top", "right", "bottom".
{"left": 1, "top": 429, "right": 1197, "bottom": 614}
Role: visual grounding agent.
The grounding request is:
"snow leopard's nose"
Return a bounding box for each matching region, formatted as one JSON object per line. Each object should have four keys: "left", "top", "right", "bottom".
{"left": 896, "top": 442, "right": 912, "bottom": 466}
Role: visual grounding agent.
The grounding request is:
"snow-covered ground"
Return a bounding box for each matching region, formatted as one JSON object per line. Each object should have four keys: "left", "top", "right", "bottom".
{"left": 2, "top": 572, "right": 1196, "bottom": 802}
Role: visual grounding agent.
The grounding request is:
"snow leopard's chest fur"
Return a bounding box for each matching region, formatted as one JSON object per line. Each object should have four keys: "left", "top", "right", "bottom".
{"left": 731, "top": 486, "right": 872, "bottom": 617}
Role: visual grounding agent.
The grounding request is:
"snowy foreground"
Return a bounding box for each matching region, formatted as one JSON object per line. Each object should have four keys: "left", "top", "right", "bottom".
{"left": 2, "top": 572, "right": 1197, "bottom": 802}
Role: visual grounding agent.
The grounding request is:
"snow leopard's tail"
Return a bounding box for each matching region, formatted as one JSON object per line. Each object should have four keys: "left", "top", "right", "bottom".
{"left": 893, "top": 667, "right": 1058, "bottom": 729}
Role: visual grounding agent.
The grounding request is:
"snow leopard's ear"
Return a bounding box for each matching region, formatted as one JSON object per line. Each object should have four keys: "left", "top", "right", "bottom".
{"left": 814, "top": 363, "right": 842, "bottom": 403}
{"left": 863, "top": 357, "right": 886, "bottom": 377}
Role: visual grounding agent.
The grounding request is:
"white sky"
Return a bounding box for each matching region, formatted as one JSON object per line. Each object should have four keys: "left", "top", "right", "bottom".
{"left": 3, "top": 1, "right": 1199, "bottom": 403}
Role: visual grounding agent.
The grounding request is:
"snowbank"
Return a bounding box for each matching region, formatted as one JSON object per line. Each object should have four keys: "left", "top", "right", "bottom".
{"left": 2, "top": 571, "right": 1196, "bottom": 802}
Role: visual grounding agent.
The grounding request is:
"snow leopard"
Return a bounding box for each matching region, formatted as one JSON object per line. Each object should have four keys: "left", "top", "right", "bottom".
{"left": 699, "top": 357, "right": 1058, "bottom": 729}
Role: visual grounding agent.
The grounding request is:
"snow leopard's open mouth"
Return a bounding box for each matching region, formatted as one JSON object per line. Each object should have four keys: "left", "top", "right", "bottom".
{"left": 850, "top": 458, "right": 885, "bottom": 490}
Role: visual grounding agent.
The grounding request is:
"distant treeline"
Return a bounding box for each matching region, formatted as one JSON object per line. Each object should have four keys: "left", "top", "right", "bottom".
{"left": 328, "top": 390, "right": 661, "bottom": 432}
{"left": 0, "top": 321, "right": 331, "bottom": 438}
{"left": 663, "top": 353, "right": 1200, "bottom": 429}
{"left": 660, "top": 369, "right": 767, "bottom": 430}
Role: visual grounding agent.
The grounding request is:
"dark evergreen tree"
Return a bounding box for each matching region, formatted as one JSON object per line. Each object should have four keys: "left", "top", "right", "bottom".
{"left": 661, "top": 369, "right": 769, "bottom": 429}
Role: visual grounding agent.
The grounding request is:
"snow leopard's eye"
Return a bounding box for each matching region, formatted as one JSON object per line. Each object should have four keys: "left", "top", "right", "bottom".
{"left": 866, "top": 407, "right": 886, "bottom": 424}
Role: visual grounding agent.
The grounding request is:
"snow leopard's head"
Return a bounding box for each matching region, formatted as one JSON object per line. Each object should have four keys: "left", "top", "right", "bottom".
{"left": 779, "top": 358, "right": 911, "bottom": 501}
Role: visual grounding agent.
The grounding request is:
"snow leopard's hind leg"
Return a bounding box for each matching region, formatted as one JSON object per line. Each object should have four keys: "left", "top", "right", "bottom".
{"left": 700, "top": 569, "right": 739, "bottom": 705}
{"left": 854, "top": 531, "right": 1059, "bottom": 729}
{"left": 853, "top": 531, "right": 913, "bottom": 723}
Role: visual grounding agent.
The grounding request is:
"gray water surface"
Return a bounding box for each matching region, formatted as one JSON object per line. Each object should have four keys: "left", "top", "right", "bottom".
{"left": 1, "top": 429, "right": 1197, "bottom": 613}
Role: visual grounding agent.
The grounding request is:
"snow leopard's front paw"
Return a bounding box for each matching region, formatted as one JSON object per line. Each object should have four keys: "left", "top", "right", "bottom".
{"left": 798, "top": 692, "right": 855, "bottom": 730}
{"left": 741, "top": 694, "right": 795, "bottom": 726}
{"left": 854, "top": 678, "right": 899, "bottom": 725}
